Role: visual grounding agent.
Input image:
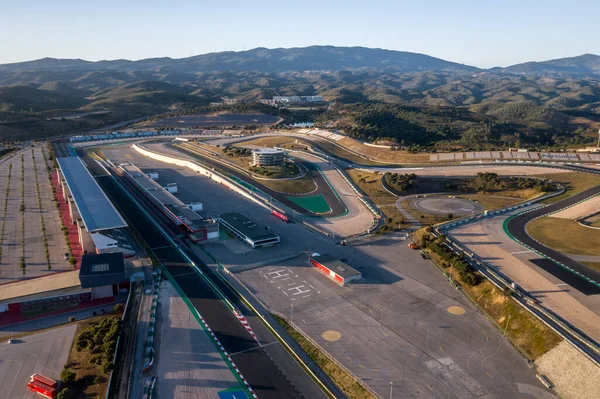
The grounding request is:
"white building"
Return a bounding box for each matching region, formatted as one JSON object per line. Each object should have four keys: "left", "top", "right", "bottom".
{"left": 252, "top": 148, "right": 285, "bottom": 167}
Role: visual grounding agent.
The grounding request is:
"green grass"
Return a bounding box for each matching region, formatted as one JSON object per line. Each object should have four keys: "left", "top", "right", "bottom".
{"left": 261, "top": 175, "right": 316, "bottom": 194}
{"left": 537, "top": 172, "right": 600, "bottom": 204}
{"left": 527, "top": 217, "right": 600, "bottom": 256}
{"left": 273, "top": 315, "right": 376, "bottom": 399}
{"left": 581, "top": 262, "right": 600, "bottom": 273}
{"left": 287, "top": 194, "right": 331, "bottom": 213}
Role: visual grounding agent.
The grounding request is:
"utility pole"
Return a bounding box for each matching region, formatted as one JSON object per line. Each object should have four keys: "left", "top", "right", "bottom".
{"left": 389, "top": 382, "right": 393, "bottom": 399}
{"left": 504, "top": 314, "right": 512, "bottom": 336}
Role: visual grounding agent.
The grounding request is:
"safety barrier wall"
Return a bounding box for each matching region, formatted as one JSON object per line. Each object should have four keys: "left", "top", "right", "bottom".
{"left": 142, "top": 272, "right": 162, "bottom": 373}
{"left": 105, "top": 281, "right": 135, "bottom": 399}
{"left": 133, "top": 144, "right": 270, "bottom": 210}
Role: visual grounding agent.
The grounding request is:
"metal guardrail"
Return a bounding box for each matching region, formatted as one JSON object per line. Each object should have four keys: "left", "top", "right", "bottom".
{"left": 431, "top": 189, "right": 600, "bottom": 367}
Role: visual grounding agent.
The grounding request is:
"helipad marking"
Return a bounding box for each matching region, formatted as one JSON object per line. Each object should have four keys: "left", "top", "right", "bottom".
{"left": 447, "top": 306, "right": 466, "bottom": 315}
{"left": 322, "top": 330, "right": 342, "bottom": 341}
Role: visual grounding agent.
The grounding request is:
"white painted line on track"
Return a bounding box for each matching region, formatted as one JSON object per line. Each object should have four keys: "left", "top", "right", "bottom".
{"left": 510, "top": 250, "right": 535, "bottom": 255}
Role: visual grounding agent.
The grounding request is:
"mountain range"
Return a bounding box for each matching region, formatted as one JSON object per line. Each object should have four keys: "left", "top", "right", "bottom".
{"left": 1, "top": 46, "right": 600, "bottom": 77}
{"left": 0, "top": 46, "right": 599, "bottom": 143}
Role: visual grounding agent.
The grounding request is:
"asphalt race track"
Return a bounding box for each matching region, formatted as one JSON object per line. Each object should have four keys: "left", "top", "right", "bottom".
{"left": 85, "top": 159, "right": 305, "bottom": 399}
{"left": 166, "top": 142, "right": 347, "bottom": 217}
{"left": 506, "top": 185, "right": 600, "bottom": 295}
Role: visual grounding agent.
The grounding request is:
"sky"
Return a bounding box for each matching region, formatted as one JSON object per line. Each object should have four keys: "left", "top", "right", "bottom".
{"left": 0, "top": 0, "right": 598, "bottom": 68}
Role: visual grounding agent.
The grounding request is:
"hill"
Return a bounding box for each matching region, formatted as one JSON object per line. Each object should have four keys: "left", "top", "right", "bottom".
{"left": 0, "top": 46, "right": 478, "bottom": 75}
{"left": 0, "top": 85, "right": 89, "bottom": 112}
{"left": 497, "top": 54, "right": 600, "bottom": 77}
{"left": 1, "top": 46, "right": 599, "bottom": 143}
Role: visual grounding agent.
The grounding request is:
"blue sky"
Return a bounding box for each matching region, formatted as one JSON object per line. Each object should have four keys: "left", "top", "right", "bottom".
{"left": 0, "top": 0, "right": 597, "bottom": 67}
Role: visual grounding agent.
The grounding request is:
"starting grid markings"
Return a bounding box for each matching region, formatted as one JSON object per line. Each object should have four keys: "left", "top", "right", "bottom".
{"left": 260, "top": 266, "right": 319, "bottom": 301}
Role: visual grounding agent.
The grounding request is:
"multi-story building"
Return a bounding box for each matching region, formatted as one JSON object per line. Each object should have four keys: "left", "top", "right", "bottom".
{"left": 252, "top": 148, "right": 285, "bottom": 167}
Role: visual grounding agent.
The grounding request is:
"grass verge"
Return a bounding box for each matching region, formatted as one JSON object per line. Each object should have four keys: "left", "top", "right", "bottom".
{"left": 272, "top": 314, "right": 376, "bottom": 399}
{"left": 537, "top": 172, "right": 600, "bottom": 204}
{"left": 527, "top": 217, "right": 600, "bottom": 256}
{"left": 581, "top": 262, "right": 600, "bottom": 273}
{"left": 345, "top": 169, "right": 396, "bottom": 205}
{"left": 259, "top": 174, "right": 317, "bottom": 194}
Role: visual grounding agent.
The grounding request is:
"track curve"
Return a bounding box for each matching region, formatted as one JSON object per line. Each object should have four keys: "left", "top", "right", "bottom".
{"left": 505, "top": 185, "right": 600, "bottom": 295}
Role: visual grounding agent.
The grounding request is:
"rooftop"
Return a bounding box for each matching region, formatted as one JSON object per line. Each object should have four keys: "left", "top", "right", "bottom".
{"left": 57, "top": 157, "right": 127, "bottom": 232}
{"left": 0, "top": 271, "right": 84, "bottom": 303}
{"left": 79, "top": 253, "right": 126, "bottom": 288}
{"left": 310, "top": 254, "right": 361, "bottom": 279}
{"left": 120, "top": 163, "right": 204, "bottom": 228}
{"left": 219, "top": 212, "right": 279, "bottom": 242}
{"left": 253, "top": 148, "right": 284, "bottom": 155}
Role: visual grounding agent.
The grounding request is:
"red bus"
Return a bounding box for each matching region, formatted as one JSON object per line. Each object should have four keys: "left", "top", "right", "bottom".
{"left": 27, "top": 380, "right": 57, "bottom": 398}
{"left": 271, "top": 210, "right": 289, "bottom": 223}
{"left": 31, "top": 373, "right": 58, "bottom": 388}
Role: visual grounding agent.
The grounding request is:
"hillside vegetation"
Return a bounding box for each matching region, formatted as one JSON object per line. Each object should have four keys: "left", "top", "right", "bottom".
{"left": 0, "top": 46, "right": 599, "bottom": 142}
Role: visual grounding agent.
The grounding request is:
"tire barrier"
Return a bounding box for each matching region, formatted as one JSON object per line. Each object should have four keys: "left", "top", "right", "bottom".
{"left": 142, "top": 272, "right": 162, "bottom": 373}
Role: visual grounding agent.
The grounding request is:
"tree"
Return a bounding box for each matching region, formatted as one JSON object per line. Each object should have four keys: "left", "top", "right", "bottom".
{"left": 114, "top": 303, "right": 124, "bottom": 313}
{"left": 60, "top": 369, "right": 76, "bottom": 384}
{"left": 447, "top": 213, "right": 453, "bottom": 220}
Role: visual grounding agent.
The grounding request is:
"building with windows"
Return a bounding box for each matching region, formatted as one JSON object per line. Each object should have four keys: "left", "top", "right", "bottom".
{"left": 252, "top": 148, "right": 285, "bottom": 167}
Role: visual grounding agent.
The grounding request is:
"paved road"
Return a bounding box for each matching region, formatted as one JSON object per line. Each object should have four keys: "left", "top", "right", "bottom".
{"left": 505, "top": 185, "right": 600, "bottom": 295}
{"left": 87, "top": 158, "right": 313, "bottom": 399}
{"left": 0, "top": 324, "right": 76, "bottom": 399}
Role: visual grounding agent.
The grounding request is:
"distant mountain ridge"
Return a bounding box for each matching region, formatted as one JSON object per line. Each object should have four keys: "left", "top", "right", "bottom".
{"left": 495, "top": 54, "right": 600, "bottom": 77}
{"left": 1, "top": 47, "right": 599, "bottom": 78}
{"left": 0, "top": 46, "right": 478, "bottom": 74}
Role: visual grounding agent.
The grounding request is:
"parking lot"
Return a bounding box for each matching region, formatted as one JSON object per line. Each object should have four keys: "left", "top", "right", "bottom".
{"left": 0, "top": 324, "right": 76, "bottom": 398}
{"left": 0, "top": 145, "right": 68, "bottom": 283}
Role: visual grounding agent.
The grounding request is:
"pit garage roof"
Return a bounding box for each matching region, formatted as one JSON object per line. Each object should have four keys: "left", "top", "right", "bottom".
{"left": 57, "top": 157, "right": 127, "bottom": 232}
{"left": 79, "top": 253, "right": 126, "bottom": 288}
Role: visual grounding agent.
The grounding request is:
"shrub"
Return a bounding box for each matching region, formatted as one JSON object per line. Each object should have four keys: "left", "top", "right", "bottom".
{"left": 114, "top": 303, "right": 124, "bottom": 313}
{"left": 93, "top": 376, "right": 104, "bottom": 384}
{"left": 57, "top": 388, "right": 71, "bottom": 399}
{"left": 68, "top": 316, "right": 75, "bottom": 322}
{"left": 102, "top": 340, "right": 116, "bottom": 357}
{"left": 60, "top": 369, "right": 76, "bottom": 384}
{"left": 101, "top": 362, "right": 114, "bottom": 374}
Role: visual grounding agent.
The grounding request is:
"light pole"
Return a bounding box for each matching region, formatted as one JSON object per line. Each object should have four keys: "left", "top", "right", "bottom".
{"left": 290, "top": 303, "right": 294, "bottom": 324}
{"left": 389, "top": 381, "right": 393, "bottom": 399}
{"left": 504, "top": 314, "right": 512, "bottom": 336}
